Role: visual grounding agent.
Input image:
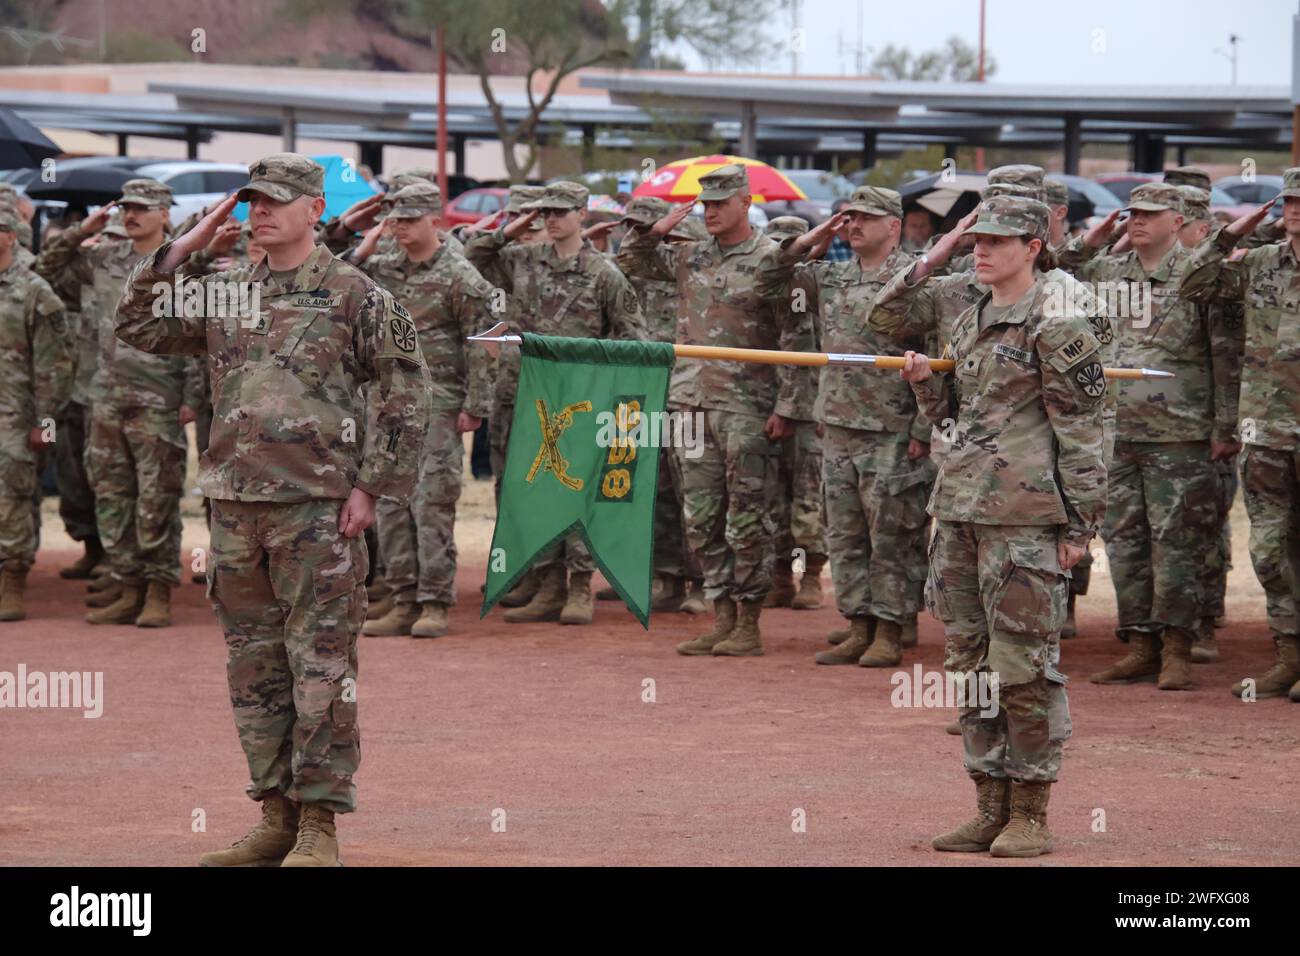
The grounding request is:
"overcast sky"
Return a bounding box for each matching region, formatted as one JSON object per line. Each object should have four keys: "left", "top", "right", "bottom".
{"left": 668, "top": 0, "right": 1297, "bottom": 86}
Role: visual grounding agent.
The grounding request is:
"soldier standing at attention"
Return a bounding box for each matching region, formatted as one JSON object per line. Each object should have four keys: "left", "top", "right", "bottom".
{"left": 466, "top": 181, "right": 644, "bottom": 626}
{"left": 759, "top": 188, "right": 933, "bottom": 667}
{"left": 37, "top": 180, "right": 203, "bottom": 628}
{"left": 1180, "top": 173, "right": 1300, "bottom": 702}
{"left": 116, "top": 154, "right": 431, "bottom": 867}
{"left": 902, "top": 196, "right": 1107, "bottom": 858}
{"left": 618, "top": 165, "right": 810, "bottom": 657}
{"left": 348, "top": 182, "right": 494, "bottom": 639}
{"left": 1060, "top": 184, "right": 1241, "bottom": 691}
{"left": 0, "top": 207, "right": 72, "bottom": 621}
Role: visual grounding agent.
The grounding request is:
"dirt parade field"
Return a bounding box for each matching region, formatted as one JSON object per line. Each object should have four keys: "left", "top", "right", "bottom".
{"left": 1, "top": 468, "right": 1295, "bottom": 869}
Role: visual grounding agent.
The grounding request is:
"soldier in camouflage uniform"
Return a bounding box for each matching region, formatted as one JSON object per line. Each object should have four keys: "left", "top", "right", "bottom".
{"left": 1180, "top": 170, "right": 1300, "bottom": 701}
{"left": 759, "top": 190, "right": 934, "bottom": 666}
{"left": 37, "top": 179, "right": 203, "bottom": 628}
{"left": 116, "top": 154, "right": 431, "bottom": 866}
{"left": 759, "top": 216, "right": 829, "bottom": 613}
{"left": 902, "top": 196, "right": 1107, "bottom": 858}
{"left": 348, "top": 182, "right": 493, "bottom": 639}
{"left": 1056, "top": 183, "right": 1241, "bottom": 690}
{"left": 619, "top": 165, "right": 813, "bottom": 657}
{"left": 0, "top": 207, "right": 72, "bottom": 621}
{"left": 467, "top": 180, "right": 645, "bottom": 625}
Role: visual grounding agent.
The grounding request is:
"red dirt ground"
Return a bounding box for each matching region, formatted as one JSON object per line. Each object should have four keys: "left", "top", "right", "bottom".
{"left": 2, "top": 550, "right": 1297, "bottom": 867}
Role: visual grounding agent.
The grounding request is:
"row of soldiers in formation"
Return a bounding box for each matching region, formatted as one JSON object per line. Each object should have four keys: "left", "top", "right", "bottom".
{"left": 0, "top": 147, "right": 1290, "bottom": 863}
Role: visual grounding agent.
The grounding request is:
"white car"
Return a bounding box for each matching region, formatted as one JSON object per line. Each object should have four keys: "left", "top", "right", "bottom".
{"left": 132, "top": 162, "right": 250, "bottom": 224}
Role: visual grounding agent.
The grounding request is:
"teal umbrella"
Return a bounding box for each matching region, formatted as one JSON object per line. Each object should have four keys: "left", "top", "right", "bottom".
{"left": 230, "top": 154, "right": 379, "bottom": 221}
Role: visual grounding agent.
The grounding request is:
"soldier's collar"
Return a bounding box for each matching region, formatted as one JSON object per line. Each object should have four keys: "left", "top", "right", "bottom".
{"left": 712, "top": 228, "right": 762, "bottom": 258}
{"left": 973, "top": 274, "right": 1043, "bottom": 327}
{"left": 540, "top": 242, "right": 583, "bottom": 271}
{"left": 252, "top": 243, "right": 333, "bottom": 292}
{"left": 400, "top": 242, "right": 447, "bottom": 271}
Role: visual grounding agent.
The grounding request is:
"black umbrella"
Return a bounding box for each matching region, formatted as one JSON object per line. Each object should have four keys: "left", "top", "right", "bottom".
{"left": 24, "top": 165, "right": 137, "bottom": 208}
{"left": 0, "top": 107, "right": 60, "bottom": 169}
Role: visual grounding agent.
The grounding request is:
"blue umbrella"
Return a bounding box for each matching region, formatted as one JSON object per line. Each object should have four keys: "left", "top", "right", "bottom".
{"left": 230, "top": 154, "right": 379, "bottom": 222}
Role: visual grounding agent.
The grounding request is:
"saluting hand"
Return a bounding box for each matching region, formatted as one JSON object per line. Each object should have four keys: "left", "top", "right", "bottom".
{"left": 351, "top": 222, "right": 384, "bottom": 264}
{"left": 1225, "top": 199, "right": 1276, "bottom": 240}
{"left": 161, "top": 194, "right": 238, "bottom": 272}
{"left": 648, "top": 202, "right": 692, "bottom": 238}
{"left": 502, "top": 208, "right": 540, "bottom": 240}
{"left": 79, "top": 201, "right": 117, "bottom": 236}
{"left": 792, "top": 213, "right": 847, "bottom": 258}
{"left": 1082, "top": 209, "right": 1122, "bottom": 249}
{"left": 340, "top": 193, "right": 385, "bottom": 233}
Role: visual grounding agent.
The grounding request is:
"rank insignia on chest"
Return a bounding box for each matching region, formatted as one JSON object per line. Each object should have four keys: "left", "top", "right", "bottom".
{"left": 993, "top": 343, "right": 1033, "bottom": 364}
{"left": 247, "top": 313, "right": 270, "bottom": 335}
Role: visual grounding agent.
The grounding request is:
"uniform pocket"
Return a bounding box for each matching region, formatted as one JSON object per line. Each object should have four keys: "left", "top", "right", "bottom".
{"left": 312, "top": 552, "right": 361, "bottom": 606}
{"left": 988, "top": 539, "right": 1066, "bottom": 685}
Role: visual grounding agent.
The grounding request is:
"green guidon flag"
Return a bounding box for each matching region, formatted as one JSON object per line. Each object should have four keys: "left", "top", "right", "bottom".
{"left": 482, "top": 334, "right": 675, "bottom": 627}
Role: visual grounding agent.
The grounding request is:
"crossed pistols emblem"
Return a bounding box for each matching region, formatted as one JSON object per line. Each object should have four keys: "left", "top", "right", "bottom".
{"left": 526, "top": 399, "right": 593, "bottom": 491}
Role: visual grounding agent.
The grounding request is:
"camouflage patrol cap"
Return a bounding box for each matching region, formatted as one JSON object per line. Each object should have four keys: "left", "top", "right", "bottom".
{"left": 988, "top": 164, "right": 1044, "bottom": 188}
{"left": 1163, "top": 166, "right": 1212, "bottom": 191}
{"left": 765, "top": 215, "right": 810, "bottom": 240}
{"left": 1278, "top": 167, "right": 1300, "bottom": 200}
{"left": 387, "top": 167, "right": 436, "bottom": 192}
{"left": 622, "top": 195, "right": 671, "bottom": 225}
{"left": 505, "top": 184, "right": 545, "bottom": 214}
{"left": 0, "top": 206, "right": 19, "bottom": 233}
{"left": 1126, "top": 182, "right": 1183, "bottom": 213}
{"left": 118, "top": 178, "right": 173, "bottom": 208}
{"left": 102, "top": 207, "right": 129, "bottom": 238}
{"left": 983, "top": 182, "right": 1043, "bottom": 201}
{"left": 964, "top": 194, "right": 1050, "bottom": 241}
{"left": 237, "top": 153, "right": 324, "bottom": 203}
{"left": 1176, "top": 185, "right": 1210, "bottom": 221}
{"left": 524, "top": 181, "right": 588, "bottom": 212}
{"left": 843, "top": 185, "right": 903, "bottom": 218}
{"left": 385, "top": 182, "right": 442, "bottom": 219}
{"left": 697, "top": 163, "right": 749, "bottom": 201}
{"left": 1043, "top": 178, "right": 1069, "bottom": 207}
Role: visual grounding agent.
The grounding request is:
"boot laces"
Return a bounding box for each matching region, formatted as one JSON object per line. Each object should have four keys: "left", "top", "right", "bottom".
{"left": 291, "top": 809, "right": 328, "bottom": 855}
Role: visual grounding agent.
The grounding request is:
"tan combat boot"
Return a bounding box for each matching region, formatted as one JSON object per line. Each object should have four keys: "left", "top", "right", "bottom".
{"left": 989, "top": 780, "right": 1054, "bottom": 858}
{"left": 1232, "top": 635, "right": 1300, "bottom": 699}
{"left": 1290, "top": 677, "right": 1300, "bottom": 703}
{"left": 1157, "top": 626, "right": 1194, "bottom": 691}
{"left": 362, "top": 601, "right": 421, "bottom": 637}
{"left": 280, "top": 803, "right": 340, "bottom": 867}
{"left": 135, "top": 581, "right": 173, "bottom": 628}
{"left": 1191, "top": 616, "right": 1220, "bottom": 663}
{"left": 0, "top": 566, "right": 28, "bottom": 622}
{"left": 198, "top": 792, "right": 299, "bottom": 867}
{"left": 60, "top": 537, "right": 104, "bottom": 580}
{"left": 858, "top": 618, "right": 903, "bottom": 667}
{"left": 791, "top": 556, "right": 825, "bottom": 610}
{"left": 712, "top": 600, "right": 764, "bottom": 657}
{"left": 764, "top": 560, "right": 795, "bottom": 608}
{"left": 944, "top": 719, "right": 962, "bottom": 735}
{"left": 1061, "top": 592, "right": 1077, "bottom": 639}
{"left": 596, "top": 583, "right": 620, "bottom": 601}
{"left": 931, "top": 772, "right": 1010, "bottom": 852}
{"left": 560, "top": 571, "right": 594, "bottom": 625}
{"left": 365, "top": 592, "right": 395, "bottom": 621}
{"left": 651, "top": 574, "right": 687, "bottom": 612}
{"left": 85, "top": 584, "right": 144, "bottom": 625}
{"left": 503, "top": 565, "right": 567, "bottom": 623}
{"left": 410, "top": 602, "right": 449, "bottom": 638}
{"left": 827, "top": 615, "right": 875, "bottom": 647}
{"left": 900, "top": 616, "right": 919, "bottom": 648}
{"left": 815, "top": 617, "right": 873, "bottom": 665}
{"left": 679, "top": 581, "right": 709, "bottom": 615}
{"left": 1089, "top": 632, "right": 1162, "bottom": 684}
{"left": 500, "top": 568, "right": 541, "bottom": 608}
{"left": 85, "top": 583, "right": 123, "bottom": 608}
{"left": 677, "top": 598, "right": 735, "bottom": 655}
{"left": 87, "top": 568, "right": 116, "bottom": 593}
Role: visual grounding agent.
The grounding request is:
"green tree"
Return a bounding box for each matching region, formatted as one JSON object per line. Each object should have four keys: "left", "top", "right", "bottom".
{"left": 619, "top": 0, "right": 779, "bottom": 70}
{"left": 871, "top": 36, "right": 994, "bottom": 82}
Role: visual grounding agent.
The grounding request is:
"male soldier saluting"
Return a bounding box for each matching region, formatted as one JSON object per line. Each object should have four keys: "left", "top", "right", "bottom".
{"left": 0, "top": 207, "right": 72, "bottom": 621}
{"left": 348, "top": 182, "right": 494, "bottom": 639}
{"left": 618, "top": 164, "right": 810, "bottom": 657}
{"left": 116, "top": 154, "right": 431, "bottom": 866}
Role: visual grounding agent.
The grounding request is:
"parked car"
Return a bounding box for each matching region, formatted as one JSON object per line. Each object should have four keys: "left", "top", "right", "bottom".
{"left": 441, "top": 187, "right": 510, "bottom": 228}
{"left": 1095, "top": 172, "right": 1251, "bottom": 219}
{"left": 131, "top": 161, "right": 250, "bottom": 223}
{"left": 1051, "top": 173, "right": 1123, "bottom": 227}
{"left": 757, "top": 169, "right": 854, "bottom": 226}
{"left": 1215, "top": 174, "right": 1284, "bottom": 216}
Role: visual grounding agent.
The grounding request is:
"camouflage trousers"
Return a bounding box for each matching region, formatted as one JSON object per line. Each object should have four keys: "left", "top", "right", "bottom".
{"left": 773, "top": 420, "right": 827, "bottom": 569}
{"left": 1241, "top": 445, "right": 1300, "bottom": 637}
{"left": 675, "top": 407, "right": 780, "bottom": 604}
{"left": 54, "top": 401, "right": 97, "bottom": 542}
{"left": 1202, "top": 457, "right": 1238, "bottom": 620}
{"left": 86, "top": 404, "right": 185, "bottom": 587}
{"left": 926, "top": 521, "right": 1071, "bottom": 783}
{"left": 822, "top": 425, "right": 933, "bottom": 622}
{"left": 377, "top": 411, "right": 462, "bottom": 608}
{"left": 208, "top": 498, "right": 367, "bottom": 814}
{"left": 0, "top": 421, "right": 44, "bottom": 571}
{"left": 1103, "top": 440, "right": 1217, "bottom": 635}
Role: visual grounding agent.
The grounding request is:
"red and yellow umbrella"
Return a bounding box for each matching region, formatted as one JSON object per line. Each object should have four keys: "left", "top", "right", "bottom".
{"left": 633, "top": 154, "right": 807, "bottom": 203}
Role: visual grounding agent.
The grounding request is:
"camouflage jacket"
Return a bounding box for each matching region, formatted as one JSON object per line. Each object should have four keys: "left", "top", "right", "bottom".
{"left": 1059, "top": 237, "right": 1240, "bottom": 444}
{"left": 909, "top": 273, "right": 1108, "bottom": 542}
{"left": 360, "top": 243, "right": 494, "bottom": 419}
{"left": 466, "top": 229, "right": 645, "bottom": 408}
{"left": 618, "top": 225, "right": 808, "bottom": 418}
{"left": 0, "top": 261, "right": 72, "bottom": 428}
{"left": 1180, "top": 227, "right": 1299, "bottom": 450}
{"left": 37, "top": 222, "right": 204, "bottom": 412}
{"left": 116, "top": 243, "right": 432, "bottom": 504}
{"left": 629, "top": 272, "right": 681, "bottom": 344}
{"left": 758, "top": 244, "right": 927, "bottom": 436}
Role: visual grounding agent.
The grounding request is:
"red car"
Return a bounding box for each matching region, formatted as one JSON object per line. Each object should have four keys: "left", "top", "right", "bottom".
{"left": 440, "top": 187, "right": 509, "bottom": 229}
